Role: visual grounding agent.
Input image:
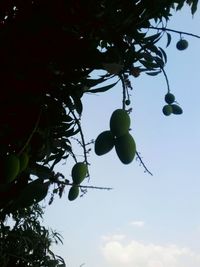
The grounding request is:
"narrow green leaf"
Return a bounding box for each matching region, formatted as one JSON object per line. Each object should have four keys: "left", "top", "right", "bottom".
{"left": 159, "top": 47, "right": 167, "bottom": 64}
{"left": 191, "top": 0, "right": 198, "bottom": 14}
{"left": 87, "top": 81, "right": 119, "bottom": 93}
{"left": 145, "top": 44, "right": 161, "bottom": 55}
{"left": 166, "top": 32, "right": 172, "bottom": 48}
{"left": 30, "top": 164, "right": 53, "bottom": 180}
{"left": 139, "top": 59, "right": 159, "bottom": 70}
{"left": 154, "top": 57, "right": 165, "bottom": 68}
{"left": 50, "top": 151, "right": 66, "bottom": 170}
{"left": 146, "top": 70, "right": 162, "bottom": 76}
{"left": 176, "top": 2, "right": 184, "bottom": 11}
{"left": 63, "top": 115, "right": 73, "bottom": 122}
{"left": 72, "top": 96, "right": 83, "bottom": 115}
{"left": 144, "top": 33, "right": 161, "bottom": 43}
{"left": 65, "top": 127, "right": 80, "bottom": 137}
{"left": 83, "top": 77, "right": 106, "bottom": 87}
{"left": 12, "top": 179, "right": 50, "bottom": 208}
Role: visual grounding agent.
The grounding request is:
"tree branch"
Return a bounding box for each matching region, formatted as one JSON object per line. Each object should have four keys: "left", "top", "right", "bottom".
{"left": 136, "top": 151, "right": 153, "bottom": 176}
{"left": 119, "top": 74, "right": 126, "bottom": 110}
{"left": 147, "top": 26, "right": 200, "bottom": 39}
{"left": 69, "top": 108, "right": 90, "bottom": 166}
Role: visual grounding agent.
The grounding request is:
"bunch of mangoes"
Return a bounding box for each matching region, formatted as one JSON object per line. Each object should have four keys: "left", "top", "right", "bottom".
{"left": 68, "top": 162, "right": 88, "bottom": 201}
{"left": 162, "top": 93, "right": 183, "bottom": 116}
{"left": 95, "top": 109, "right": 136, "bottom": 164}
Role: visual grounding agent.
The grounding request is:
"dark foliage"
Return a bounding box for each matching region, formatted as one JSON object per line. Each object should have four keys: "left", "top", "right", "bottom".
{"left": 0, "top": 204, "right": 66, "bottom": 266}
{"left": 0, "top": 0, "right": 198, "bottom": 213}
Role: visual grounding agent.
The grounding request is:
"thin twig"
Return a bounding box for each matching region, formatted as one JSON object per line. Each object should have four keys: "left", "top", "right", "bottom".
{"left": 119, "top": 74, "right": 126, "bottom": 110}
{"left": 147, "top": 26, "right": 200, "bottom": 39}
{"left": 152, "top": 59, "right": 170, "bottom": 93}
{"left": 136, "top": 151, "right": 153, "bottom": 176}
{"left": 55, "top": 179, "right": 113, "bottom": 190}
{"left": 78, "top": 184, "right": 113, "bottom": 190}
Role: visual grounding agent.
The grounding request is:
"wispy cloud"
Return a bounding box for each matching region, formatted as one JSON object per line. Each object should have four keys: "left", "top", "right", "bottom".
{"left": 101, "top": 236, "right": 200, "bottom": 267}
{"left": 129, "top": 220, "right": 145, "bottom": 227}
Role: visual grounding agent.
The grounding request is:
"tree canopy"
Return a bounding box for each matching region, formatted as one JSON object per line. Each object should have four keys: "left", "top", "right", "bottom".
{"left": 0, "top": 204, "right": 66, "bottom": 267}
{"left": 0, "top": 1, "right": 199, "bottom": 266}
{"left": 0, "top": 0, "right": 199, "bottom": 213}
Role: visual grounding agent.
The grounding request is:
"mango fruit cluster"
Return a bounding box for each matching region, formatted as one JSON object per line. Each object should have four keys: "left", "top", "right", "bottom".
{"left": 162, "top": 93, "right": 183, "bottom": 116}
{"left": 95, "top": 109, "right": 136, "bottom": 164}
{"left": 68, "top": 162, "right": 88, "bottom": 201}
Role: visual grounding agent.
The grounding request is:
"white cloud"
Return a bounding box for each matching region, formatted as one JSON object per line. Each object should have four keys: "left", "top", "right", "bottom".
{"left": 130, "top": 220, "right": 145, "bottom": 227}
{"left": 101, "top": 237, "right": 200, "bottom": 267}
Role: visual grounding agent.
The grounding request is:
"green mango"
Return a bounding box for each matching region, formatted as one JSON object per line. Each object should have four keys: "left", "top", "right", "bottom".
{"left": 164, "top": 93, "right": 175, "bottom": 104}
{"left": 68, "top": 186, "right": 79, "bottom": 201}
{"left": 19, "top": 152, "right": 29, "bottom": 172}
{"left": 171, "top": 104, "right": 183, "bottom": 115}
{"left": 4, "top": 154, "right": 20, "bottom": 183}
{"left": 115, "top": 133, "right": 136, "bottom": 164}
{"left": 162, "top": 105, "right": 173, "bottom": 116}
{"left": 71, "top": 162, "right": 88, "bottom": 184}
{"left": 110, "top": 109, "right": 130, "bottom": 137}
{"left": 95, "top": 131, "right": 115, "bottom": 156}
{"left": 176, "top": 39, "right": 188, "bottom": 51}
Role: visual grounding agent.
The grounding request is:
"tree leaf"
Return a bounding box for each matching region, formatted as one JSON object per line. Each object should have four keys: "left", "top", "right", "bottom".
{"left": 63, "top": 115, "right": 73, "bottom": 123}
{"left": 159, "top": 47, "right": 167, "bottom": 64}
{"left": 146, "top": 44, "right": 161, "bottom": 55}
{"left": 166, "top": 32, "right": 172, "bottom": 48}
{"left": 72, "top": 96, "right": 83, "bottom": 115}
{"left": 176, "top": 1, "right": 184, "bottom": 11}
{"left": 144, "top": 33, "right": 162, "bottom": 43}
{"left": 139, "top": 59, "right": 159, "bottom": 70}
{"left": 50, "top": 150, "right": 66, "bottom": 170}
{"left": 12, "top": 179, "right": 50, "bottom": 208}
{"left": 191, "top": 0, "right": 198, "bottom": 14}
{"left": 87, "top": 81, "right": 119, "bottom": 93}
{"left": 30, "top": 164, "right": 53, "bottom": 180}
{"left": 146, "top": 70, "right": 162, "bottom": 76}
{"left": 154, "top": 57, "right": 165, "bottom": 68}
{"left": 83, "top": 77, "right": 106, "bottom": 87}
{"left": 64, "top": 127, "right": 80, "bottom": 138}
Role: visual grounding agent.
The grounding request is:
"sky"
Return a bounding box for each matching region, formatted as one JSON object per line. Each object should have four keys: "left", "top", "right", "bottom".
{"left": 44, "top": 5, "right": 200, "bottom": 267}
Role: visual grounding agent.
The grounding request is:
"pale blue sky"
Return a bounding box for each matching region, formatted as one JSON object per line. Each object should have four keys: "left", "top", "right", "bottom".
{"left": 44, "top": 6, "right": 200, "bottom": 267}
